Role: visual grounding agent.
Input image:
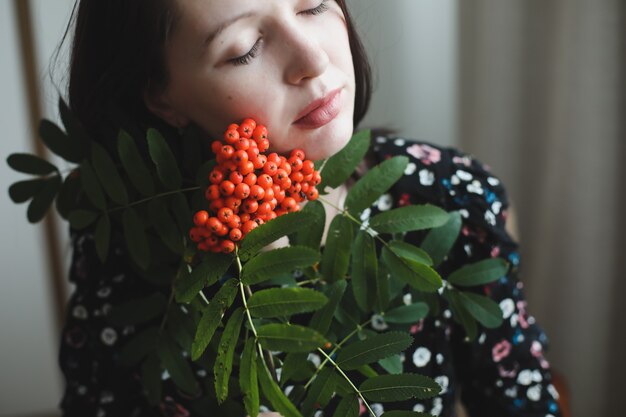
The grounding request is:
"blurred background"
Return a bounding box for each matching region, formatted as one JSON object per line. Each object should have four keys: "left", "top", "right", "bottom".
{"left": 1, "top": 1, "right": 623, "bottom": 416}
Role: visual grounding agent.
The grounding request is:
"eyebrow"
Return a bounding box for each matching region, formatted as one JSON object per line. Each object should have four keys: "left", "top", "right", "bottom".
{"left": 203, "top": 11, "right": 257, "bottom": 47}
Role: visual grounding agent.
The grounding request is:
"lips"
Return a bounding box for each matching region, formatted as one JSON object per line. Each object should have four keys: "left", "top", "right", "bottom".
{"left": 293, "top": 87, "right": 343, "bottom": 128}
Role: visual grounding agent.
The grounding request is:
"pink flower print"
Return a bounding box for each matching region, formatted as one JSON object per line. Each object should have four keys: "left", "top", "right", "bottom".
{"left": 159, "top": 396, "right": 190, "bottom": 417}
{"left": 498, "top": 362, "right": 519, "bottom": 378}
{"left": 492, "top": 339, "right": 512, "bottom": 362}
{"left": 398, "top": 193, "right": 411, "bottom": 207}
{"left": 530, "top": 341, "right": 543, "bottom": 357}
{"left": 406, "top": 144, "right": 442, "bottom": 165}
{"left": 453, "top": 155, "right": 472, "bottom": 167}
{"left": 516, "top": 300, "right": 529, "bottom": 329}
{"left": 410, "top": 319, "right": 425, "bottom": 334}
{"left": 491, "top": 245, "right": 501, "bottom": 258}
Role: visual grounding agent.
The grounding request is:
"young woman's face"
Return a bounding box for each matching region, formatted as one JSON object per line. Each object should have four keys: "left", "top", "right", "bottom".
{"left": 151, "top": 0, "right": 356, "bottom": 161}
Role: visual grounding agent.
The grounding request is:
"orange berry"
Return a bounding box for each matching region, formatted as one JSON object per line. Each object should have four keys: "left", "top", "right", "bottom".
{"left": 206, "top": 184, "right": 220, "bottom": 200}
{"left": 216, "top": 224, "right": 229, "bottom": 236}
{"left": 224, "top": 129, "right": 239, "bottom": 144}
{"left": 249, "top": 184, "right": 265, "bottom": 200}
{"left": 242, "top": 199, "right": 259, "bottom": 214}
{"left": 209, "top": 169, "right": 224, "bottom": 184}
{"left": 252, "top": 125, "right": 267, "bottom": 141}
{"left": 240, "top": 161, "right": 255, "bottom": 175}
{"left": 241, "top": 220, "right": 258, "bottom": 234}
{"left": 229, "top": 171, "right": 243, "bottom": 185}
{"left": 257, "top": 138, "right": 270, "bottom": 152}
{"left": 219, "top": 180, "right": 235, "bottom": 196}
{"left": 301, "top": 160, "right": 314, "bottom": 175}
{"left": 242, "top": 118, "right": 257, "bottom": 130}
{"left": 239, "top": 213, "right": 251, "bottom": 223}
{"left": 288, "top": 156, "right": 303, "bottom": 172}
{"left": 209, "top": 198, "right": 225, "bottom": 212}
{"left": 281, "top": 197, "right": 297, "bottom": 212}
{"left": 235, "top": 137, "right": 250, "bottom": 151}
{"left": 224, "top": 196, "right": 242, "bottom": 212}
{"left": 306, "top": 187, "right": 319, "bottom": 201}
{"left": 263, "top": 161, "right": 278, "bottom": 176}
{"left": 237, "top": 123, "right": 254, "bottom": 139}
{"left": 229, "top": 228, "right": 243, "bottom": 242}
{"left": 193, "top": 210, "right": 209, "bottom": 226}
{"left": 207, "top": 217, "right": 223, "bottom": 233}
{"left": 257, "top": 201, "right": 272, "bottom": 215}
{"left": 291, "top": 149, "right": 306, "bottom": 160}
{"left": 234, "top": 183, "right": 251, "bottom": 199}
{"left": 243, "top": 172, "right": 257, "bottom": 186}
{"left": 220, "top": 145, "right": 235, "bottom": 159}
{"left": 189, "top": 227, "right": 204, "bottom": 242}
{"left": 257, "top": 174, "right": 273, "bottom": 189}
{"left": 221, "top": 239, "right": 235, "bottom": 253}
{"left": 217, "top": 207, "right": 234, "bottom": 223}
{"left": 233, "top": 149, "right": 249, "bottom": 166}
{"left": 267, "top": 152, "right": 281, "bottom": 164}
{"left": 211, "top": 140, "right": 223, "bottom": 154}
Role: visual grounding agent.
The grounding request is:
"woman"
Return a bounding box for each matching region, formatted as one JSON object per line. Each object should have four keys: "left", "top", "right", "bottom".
{"left": 58, "top": 0, "right": 563, "bottom": 416}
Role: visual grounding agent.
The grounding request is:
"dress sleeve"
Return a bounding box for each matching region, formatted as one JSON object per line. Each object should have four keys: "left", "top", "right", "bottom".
{"left": 441, "top": 147, "right": 563, "bottom": 417}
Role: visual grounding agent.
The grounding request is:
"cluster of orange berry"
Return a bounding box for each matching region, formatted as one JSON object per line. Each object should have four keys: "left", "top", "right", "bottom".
{"left": 189, "top": 118, "right": 321, "bottom": 253}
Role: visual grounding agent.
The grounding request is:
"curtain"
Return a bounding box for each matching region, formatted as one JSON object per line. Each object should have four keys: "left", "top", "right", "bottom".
{"left": 458, "top": 1, "right": 625, "bottom": 416}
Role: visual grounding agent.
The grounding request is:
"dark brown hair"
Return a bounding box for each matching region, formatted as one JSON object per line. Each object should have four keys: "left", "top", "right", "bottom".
{"left": 59, "top": 0, "right": 373, "bottom": 144}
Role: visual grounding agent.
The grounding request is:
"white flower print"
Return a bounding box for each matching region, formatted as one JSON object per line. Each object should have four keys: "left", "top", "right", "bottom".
{"left": 436, "top": 353, "right": 444, "bottom": 365}
{"left": 485, "top": 210, "right": 496, "bottom": 226}
{"left": 413, "top": 404, "right": 426, "bottom": 412}
{"left": 504, "top": 386, "right": 518, "bottom": 398}
{"left": 492, "top": 200, "right": 502, "bottom": 215}
{"left": 450, "top": 175, "right": 460, "bottom": 185}
{"left": 419, "top": 169, "right": 435, "bottom": 186}
{"left": 375, "top": 136, "right": 387, "bottom": 143}
{"left": 404, "top": 162, "right": 417, "bottom": 176}
{"left": 371, "top": 403, "right": 384, "bottom": 417}
{"left": 517, "top": 369, "right": 533, "bottom": 385}
{"left": 487, "top": 176, "right": 500, "bottom": 186}
{"left": 431, "top": 397, "right": 443, "bottom": 416}
{"left": 456, "top": 170, "right": 473, "bottom": 181}
{"left": 375, "top": 193, "right": 393, "bottom": 211}
{"left": 500, "top": 298, "right": 515, "bottom": 319}
{"left": 100, "top": 328, "right": 118, "bottom": 345}
{"left": 360, "top": 207, "right": 372, "bottom": 222}
{"left": 73, "top": 305, "right": 88, "bottom": 319}
{"left": 467, "top": 180, "right": 484, "bottom": 195}
{"left": 97, "top": 286, "right": 112, "bottom": 298}
{"left": 532, "top": 370, "right": 543, "bottom": 383}
{"left": 547, "top": 384, "right": 560, "bottom": 400}
{"left": 435, "top": 375, "right": 449, "bottom": 394}
{"left": 413, "top": 347, "right": 432, "bottom": 367}
{"left": 527, "top": 384, "right": 542, "bottom": 401}
{"left": 371, "top": 314, "right": 389, "bottom": 331}
{"left": 394, "top": 138, "right": 406, "bottom": 146}
{"left": 403, "top": 292, "right": 412, "bottom": 305}
{"left": 307, "top": 353, "right": 321, "bottom": 368}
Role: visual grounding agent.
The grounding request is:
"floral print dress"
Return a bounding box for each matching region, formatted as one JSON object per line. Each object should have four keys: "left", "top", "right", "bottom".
{"left": 58, "top": 133, "right": 562, "bottom": 417}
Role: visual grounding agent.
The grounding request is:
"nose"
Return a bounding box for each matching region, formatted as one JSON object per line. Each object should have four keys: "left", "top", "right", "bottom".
{"left": 280, "top": 20, "right": 330, "bottom": 85}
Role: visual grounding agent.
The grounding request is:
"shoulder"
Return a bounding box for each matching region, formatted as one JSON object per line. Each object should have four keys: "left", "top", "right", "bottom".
{"left": 367, "top": 132, "right": 516, "bottom": 247}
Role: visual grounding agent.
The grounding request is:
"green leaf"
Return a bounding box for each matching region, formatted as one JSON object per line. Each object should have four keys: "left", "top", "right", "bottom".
{"left": 247, "top": 287, "right": 328, "bottom": 318}
{"left": 309, "top": 280, "right": 347, "bottom": 335}
{"left": 106, "top": 292, "right": 167, "bottom": 326}
{"left": 175, "top": 253, "right": 233, "bottom": 303}
{"left": 27, "top": 176, "right": 61, "bottom": 223}
{"left": 169, "top": 192, "right": 192, "bottom": 235}
{"left": 118, "top": 326, "right": 159, "bottom": 367}
{"left": 80, "top": 161, "right": 106, "bottom": 210}
{"left": 215, "top": 307, "right": 244, "bottom": 403}
{"left": 8, "top": 179, "right": 45, "bottom": 203}
{"left": 191, "top": 278, "right": 238, "bottom": 360}
{"left": 288, "top": 200, "right": 325, "bottom": 249}
{"left": 117, "top": 129, "right": 155, "bottom": 196}
{"left": 336, "top": 332, "right": 413, "bottom": 370}
{"left": 359, "top": 374, "right": 441, "bottom": 402}
{"left": 256, "top": 324, "right": 326, "bottom": 353}
{"left": 257, "top": 355, "right": 303, "bottom": 417}
{"left": 165, "top": 304, "right": 196, "bottom": 352}
{"left": 157, "top": 333, "right": 200, "bottom": 395}
{"left": 148, "top": 198, "right": 183, "bottom": 254}
{"left": 381, "top": 246, "right": 441, "bottom": 293}
{"left": 141, "top": 352, "right": 162, "bottom": 406}
{"left": 91, "top": 141, "right": 128, "bottom": 205}
{"left": 94, "top": 214, "right": 111, "bottom": 262}
{"left": 351, "top": 230, "right": 378, "bottom": 312}
{"left": 444, "top": 289, "right": 477, "bottom": 342}
{"left": 147, "top": 128, "right": 182, "bottom": 190}
{"left": 421, "top": 210, "right": 462, "bottom": 267}
{"left": 368, "top": 204, "right": 449, "bottom": 234}
{"left": 380, "top": 411, "right": 435, "bottom": 417}
{"left": 447, "top": 258, "right": 509, "bottom": 287}
{"left": 7, "top": 153, "right": 57, "bottom": 176}
{"left": 68, "top": 210, "right": 99, "bottom": 230}
{"left": 241, "top": 246, "right": 319, "bottom": 285}
{"left": 123, "top": 208, "right": 150, "bottom": 269}
{"left": 55, "top": 173, "right": 80, "bottom": 219}
{"left": 320, "top": 215, "right": 353, "bottom": 283}
{"left": 344, "top": 155, "right": 408, "bottom": 216}
{"left": 39, "top": 119, "right": 84, "bottom": 163}
{"left": 317, "top": 129, "right": 371, "bottom": 194}
{"left": 57, "top": 97, "right": 89, "bottom": 162}
{"left": 238, "top": 211, "right": 316, "bottom": 261}
{"left": 388, "top": 240, "right": 433, "bottom": 267}
{"left": 383, "top": 302, "right": 429, "bottom": 324}
{"left": 332, "top": 395, "right": 359, "bottom": 417}
{"left": 279, "top": 352, "right": 313, "bottom": 386}
{"left": 240, "top": 337, "right": 259, "bottom": 417}
{"left": 374, "top": 260, "right": 391, "bottom": 313}
{"left": 378, "top": 354, "right": 403, "bottom": 375}
{"left": 301, "top": 368, "right": 336, "bottom": 416}
{"left": 457, "top": 291, "right": 503, "bottom": 328}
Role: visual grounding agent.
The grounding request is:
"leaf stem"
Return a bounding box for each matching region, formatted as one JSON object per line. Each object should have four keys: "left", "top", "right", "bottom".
{"left": 316, "top": 347, "right": 377, "bottom": 417}
{"left": 304, "top": 318, "right": 372, "bottom": 389}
